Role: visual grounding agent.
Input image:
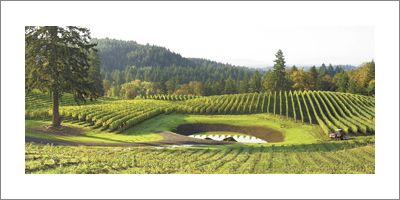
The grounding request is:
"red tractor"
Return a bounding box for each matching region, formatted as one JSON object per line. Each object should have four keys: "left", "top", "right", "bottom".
{"left": 329, "top": 129, "right": 349, "bottom": 140}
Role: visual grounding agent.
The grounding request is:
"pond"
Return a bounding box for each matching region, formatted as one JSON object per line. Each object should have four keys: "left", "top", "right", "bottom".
{"left": 188, "top": 134, "right": 267, "bottom": 143}
{"left": 174, "top": 123, "right": 284, "bottom": 143}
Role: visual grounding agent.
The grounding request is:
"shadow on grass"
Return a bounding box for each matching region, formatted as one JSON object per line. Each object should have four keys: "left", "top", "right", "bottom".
{"left": 119, "top": 113, "right": 190, "bottom": 136}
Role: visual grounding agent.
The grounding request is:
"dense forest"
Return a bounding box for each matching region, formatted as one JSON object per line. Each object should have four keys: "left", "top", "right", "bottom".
{"left": 93, "top": 38, "right": 243, "bottom": 70}
{"left": 94, "top": 38, "right": 375, "bottom": 99}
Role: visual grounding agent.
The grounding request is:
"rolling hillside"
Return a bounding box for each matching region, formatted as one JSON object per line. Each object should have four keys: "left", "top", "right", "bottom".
{"left": 26, "top": 90, "right": 374, "bottom": 135}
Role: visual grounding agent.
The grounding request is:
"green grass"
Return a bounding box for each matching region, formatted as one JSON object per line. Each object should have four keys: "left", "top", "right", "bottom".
{"left": 123, "top": 113, "right": 187, "bottom": 135}
{"left": 26, "top": 120, "right": 163, "bottom": 143}
{"left": 26, "top": 113, "right": 326, "bottom": 145}
{"left": 127, "top": 113, "right": 326, "bottom": 145}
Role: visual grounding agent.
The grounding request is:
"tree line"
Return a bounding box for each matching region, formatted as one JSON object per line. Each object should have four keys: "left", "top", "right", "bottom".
{"left": 102, "top": 49, "right": 375, "bottom": 99}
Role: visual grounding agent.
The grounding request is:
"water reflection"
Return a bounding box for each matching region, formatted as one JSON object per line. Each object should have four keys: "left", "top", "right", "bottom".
{"left": 188, "top": 134, "right": 267, "bottom": 143}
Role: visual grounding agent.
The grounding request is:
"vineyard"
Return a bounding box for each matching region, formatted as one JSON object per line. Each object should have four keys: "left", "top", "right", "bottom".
{"left": 25, "top": 90, "right": 375, "bottom": 174}
{"left": 25, "top": 137, "right": 375, "bottom": 174}
{"left": 139, "top": 94, "right": 200, "bottom": 101}
{"left": 25, "top": 91, "right": 116, "bottom": 120}
{"left": 13, "top": 10, "right": 389, "bottom": 199}
{"left": 25, "top": 91, "right": 76, "bottom": 110}
{"left": 177, "top": 91, "right": 375, "bottom": 134}
{"left": 25, "top": 90, "right": 375, "bottom": 135}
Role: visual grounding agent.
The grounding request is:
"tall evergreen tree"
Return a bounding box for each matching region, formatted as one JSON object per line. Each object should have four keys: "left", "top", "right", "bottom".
{"left": 203, "top": 80, "right": 213, "bottom": 96}
{"left": 263, "top": 49, "right": 288, "bottom": 91}
{"left": 334, "top": 66, "right": 344, "bottom": 74}
{"left": 239, "top": 74, "right": 249, "bottom": 93}
{"left": 88, "top": 49, "right": 105, "bottom": 96}
{"left": 111, "top": 70, "right": 122, "bottom": 85}
{"left": 367, "top": 60, "right": 375, "bottom": 96}
{"left": 367, "top": 60, "right": 375, "bottom": 80}
{"left": 327, "top": 64, "right": 335, "bottom": 76}
{"left": 308, "top": 66, "right": 318, "bottom": 90}
{"left": 316, "top": 63, "right": 328, "bottom": 90}
{"left": 25, "top": 26, "right": 97, "bottom": 128}
{"left": 249, "top": 70, "right": 262, "bottom": 92}
{"left": 319, "top": 63, "right": 327, "bottom": 76}
{"left": 224, "top": 77, "right": 237, "bottom": 94}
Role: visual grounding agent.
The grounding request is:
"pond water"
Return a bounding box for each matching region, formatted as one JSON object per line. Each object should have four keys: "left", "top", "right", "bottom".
{"left": 188, "top": 134, "right": 267, "bottom": 143}
{"left": 174, "top": 123, "right": 284, "bottom": 143}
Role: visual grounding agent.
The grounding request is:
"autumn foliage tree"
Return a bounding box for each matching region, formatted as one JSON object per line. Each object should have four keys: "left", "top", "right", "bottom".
{"left": 289, "top": 69, "right": 314, "bottom": 91}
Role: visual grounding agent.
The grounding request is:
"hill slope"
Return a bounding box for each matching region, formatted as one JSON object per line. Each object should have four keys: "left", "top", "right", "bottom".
{"left": 26, "top": 90, "right": 374, "bottom": 134}
{"left": 93, "top": 38, "right": 243, "bottom": 71}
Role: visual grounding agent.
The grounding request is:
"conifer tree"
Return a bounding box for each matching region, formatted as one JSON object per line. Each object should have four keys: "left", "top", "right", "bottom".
{"left": 249, "top": 70, "right": 262, "bottom": 92}
{"left": 25, "top": 26, "right": 99, "bottom": 128}
{"left": 263, "top": 49, "right": 288, "bottom": 91}
{"left": 309, "top": 66, "right": 318, "bottom": 90}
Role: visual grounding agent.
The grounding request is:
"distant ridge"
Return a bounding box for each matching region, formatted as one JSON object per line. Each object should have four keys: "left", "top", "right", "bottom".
{"left": 93, "top": 38, "right": 356, "bottom": 72}
{"left": 93, "top": 38, "right": 246, "bottom": 71}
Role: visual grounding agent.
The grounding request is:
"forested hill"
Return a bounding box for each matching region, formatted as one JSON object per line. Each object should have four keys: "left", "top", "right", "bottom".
{"left": 92, "top": 38, "right": 374, "bottom": 98}
{"left": 93, "top": 38, "right": 244, "bottom": 71}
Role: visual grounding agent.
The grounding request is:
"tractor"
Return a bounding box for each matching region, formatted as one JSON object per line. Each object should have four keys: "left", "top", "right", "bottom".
{"left": 329, "top": 129, "right": 349, "bottom": 140}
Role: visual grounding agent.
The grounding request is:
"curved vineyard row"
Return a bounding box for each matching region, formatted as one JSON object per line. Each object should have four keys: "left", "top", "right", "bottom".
{"left": 178, "top": 91, "right": 375, "bottom": 134}
{"left": 26, "top": 90, "right": 374, "bottom": 135}
{"left": 25, "top": 91, "right": 77, "bottom": 110}
{"left": 27, "top": 100, "right": 172, "bottom": 132}
{"left": 25, "top": 90, "right": 116, "bottom": 113}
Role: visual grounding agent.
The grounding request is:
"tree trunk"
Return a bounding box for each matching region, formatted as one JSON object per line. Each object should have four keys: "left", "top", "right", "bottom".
{"left": 52, "top": 90, "right": 61, "bottom": 128}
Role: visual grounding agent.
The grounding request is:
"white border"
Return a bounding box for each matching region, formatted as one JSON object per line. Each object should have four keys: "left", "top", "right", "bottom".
{"left": 1, "top": 1, "right": 399, "bottom": 199}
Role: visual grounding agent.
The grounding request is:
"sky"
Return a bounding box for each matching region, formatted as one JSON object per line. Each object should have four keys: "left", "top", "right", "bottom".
{"left": 87, "top": 2, "right": 374, "bottom": 68}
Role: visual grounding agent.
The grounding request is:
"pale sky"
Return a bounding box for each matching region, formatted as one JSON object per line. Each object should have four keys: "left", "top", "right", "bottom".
{"left": 87, "top": 2, "right": 374, "bottom": 68}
